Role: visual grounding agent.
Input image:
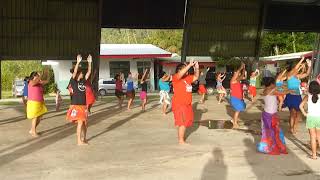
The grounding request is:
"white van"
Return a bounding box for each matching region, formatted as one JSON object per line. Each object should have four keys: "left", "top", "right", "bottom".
{"left": 12, "top": 79, "right": 25, "bottom": 97}
{"left": 98, "top": 79, "right": 138, "bottom": 96}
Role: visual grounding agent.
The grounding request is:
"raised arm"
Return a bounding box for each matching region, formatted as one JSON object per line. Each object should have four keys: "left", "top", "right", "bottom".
{"left": 140, "top": 69, "right": 148, "bottom": 83}
{"left": 255, "top": 69, "right": 260, "bottom": 77}
{"left": 297, "top": 59, "right": 312, "bottom": 79}
{"left": 120, "top": 72, "right": 125, "bottom": 82}
{"left": 295, "top": 57, "right": 305, "bottom": 70}
{"left": 162, "top": 74, "right": 171, "bottom": 82}
{"left": 39, "top": 67, "right": 50, "bottom": 85}
{"left": 85, "top": 54, "right": 92, "bottom": 80}
{"left": 72, "top": 54, "right": 82, "bottom": 79}
{"left": 221, "top": 74, "right": 226, "bottom": 81}
{"left": 193, "top": 61, "right": 200, "bottom": 82}
{"left": 231, "top": 63, "right": 245, "bottom": 83}
{"left": 278, "top": 69, "right": 287, "bottom": 81}
{"left": 176, "top": 59, "right": 196, "bottom": 80}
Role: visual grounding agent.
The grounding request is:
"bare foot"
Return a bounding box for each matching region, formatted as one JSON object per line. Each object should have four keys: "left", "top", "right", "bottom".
{"left": 78, "top": 141, "right": 89, "bottom": 146}
{"left": 309, "top": 155, "right": 317, "bottom": 160}
{"left": 179, "top": 141, "right": 190, "bottom": 145}
{"left": 293, "top": 129, "right": 298, "bottom": 135}
{"left": 29, "top": 131, "right": 39, "bottom": 137}
{"left": 232, "top": 124, "right": 240, "bottom": 129}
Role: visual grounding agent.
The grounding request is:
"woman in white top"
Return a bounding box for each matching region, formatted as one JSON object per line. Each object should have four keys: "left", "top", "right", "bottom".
{"left": 300, "top": 80, "right": 320, "bottom": 160}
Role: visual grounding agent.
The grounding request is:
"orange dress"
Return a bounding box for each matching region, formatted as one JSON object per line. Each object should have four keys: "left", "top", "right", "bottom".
{"left": 172, "top": 74, "right": 194, "bottom": 127}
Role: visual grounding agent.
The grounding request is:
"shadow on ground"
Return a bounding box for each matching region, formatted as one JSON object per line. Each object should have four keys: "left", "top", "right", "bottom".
{"left": 185, "top": 102, "right": 208, "bottom": 140}
{"left": 0, "top": 100, "right": 158, "bottom": 167}
{"left": 222, "top": 100, "right": 320, "bottom": 179}
{"left": 200, "top": 147, "right": 227, "bottom": 180}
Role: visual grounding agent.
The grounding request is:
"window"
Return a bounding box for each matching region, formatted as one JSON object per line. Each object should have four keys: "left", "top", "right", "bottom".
{"left": 109, "top": 61, "right": 130, "bottom": 79}
{"left": 103, "top": 80, "right": 115, "bottom": 84}
{"left": 137, "top": 61, "right": 151, "bottom": 76}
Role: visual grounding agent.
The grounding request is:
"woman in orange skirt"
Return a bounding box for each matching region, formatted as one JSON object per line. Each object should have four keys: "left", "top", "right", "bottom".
{"left": 248, "top": 69, "right": 260, "bottom": 102}
{"left": 172, "top": 59, "right": 200, "bottom": 144}
{"left": 66, "top": 54, "right": 92, "bottom": 146}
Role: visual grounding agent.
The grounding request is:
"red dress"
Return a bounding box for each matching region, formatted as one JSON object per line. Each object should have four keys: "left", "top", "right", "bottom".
{"left": 172, "top": 74, "right": 194, "bottom": 127}
{"left": 198, "top": 84, "right": 207, "bottom": 94}
{"left": 85, "top": 81, "right": 95, "bottom": 106}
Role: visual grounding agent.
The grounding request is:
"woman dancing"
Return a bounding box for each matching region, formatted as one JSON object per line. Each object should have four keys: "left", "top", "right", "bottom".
{"left": 27, "top": 68, "right": 50, "bottom": 137}
{"left": 172, "top": 59, "right": 199, "bottom": 144}
{"left": 257, "top": 77, "right": 288, "bottom": 155}
{"left": 198, "top": 67, "right": 209, "bottom": 104}
{"left": 216, "top": 72, "right": 227, "bottom": 104}
{"left": 248, "top": 69, "right": 260, "bottom": 102}
{"left": 300, "top": 81, "right": 320, "bottom": 160}
{"left": 139, "top": 69, "right": 149, "bottom": 111}
{"left": 276, "top": 69, "right": 287, "bottom": 111}
{"left": 115, "top": 72, "right": 125, "bottom": 108}
{"left": 230, "top": 63, "right": 246, "bottom": 129}
{"left": 159, "top": 71, "right": 171, "bottom": 115}
{"left": 66, "top": 54, "right": 92, "bottom": 145}
{"left": 126, "top": 72, "right": 137, "bottom": 110}
{"left": 283, "top": 57, "right": 311, "bottom": 134}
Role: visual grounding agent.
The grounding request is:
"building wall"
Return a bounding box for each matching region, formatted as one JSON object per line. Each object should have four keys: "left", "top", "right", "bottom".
{"left": 51, "top": 58, "right": 157, "bottom": 95}
{"left": 50, "top": 60, "right": 73, "bottom": 95}
{"left": 264, "top": 63, "right": 278, "bottom": 75}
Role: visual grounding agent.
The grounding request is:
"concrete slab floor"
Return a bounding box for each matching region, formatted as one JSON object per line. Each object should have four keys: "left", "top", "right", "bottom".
{"left": 0, "top": 95, "right": 320, "bottom": 180}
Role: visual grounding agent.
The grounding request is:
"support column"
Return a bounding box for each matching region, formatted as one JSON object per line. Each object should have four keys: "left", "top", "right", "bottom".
{"left": 312, "top": 33, "right": 320, "bottom": 79}
{"left": 0, "top": 59, "right": 2, "bottom": 99}
{"left": 254, "top": 1, "right": 268, "bottom": 67}
{"left": 93, "top": 0, "right": 103, "bottom": 99}
{"left": 181, "top": 0, "right": 191, "bottom": 63}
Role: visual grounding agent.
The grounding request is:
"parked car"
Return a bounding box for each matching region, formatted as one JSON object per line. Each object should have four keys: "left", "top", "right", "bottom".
{"left": 98, "top": 79, "right": 138, "bottom": 96}
{"left": 12, "top": 79, "right": 25, "bottom": 97}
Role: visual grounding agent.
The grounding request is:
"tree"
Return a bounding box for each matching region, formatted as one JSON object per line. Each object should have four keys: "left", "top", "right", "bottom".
{"left": 260, "top": 32, "right": 316, "bottom": 56}
{"left": 101, "top": 28, "right": 183, "bottom": 54}
{"left": 0, "top": 60, "right": 51, "bottom": 92}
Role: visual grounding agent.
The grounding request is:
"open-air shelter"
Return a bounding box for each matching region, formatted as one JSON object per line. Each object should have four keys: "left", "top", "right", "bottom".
{"left": 1, "top": 0, "right": 320, "bottom": 98}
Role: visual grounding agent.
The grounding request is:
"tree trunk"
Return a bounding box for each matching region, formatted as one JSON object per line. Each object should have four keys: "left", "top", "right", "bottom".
{"left": 292, "top": 32, "right": 296, "bottom": 53}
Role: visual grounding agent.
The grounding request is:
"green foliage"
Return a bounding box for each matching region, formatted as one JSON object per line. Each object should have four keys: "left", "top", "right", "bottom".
{"left": 43, "top": 68, "right": 55, "bottom": 94}
{"left": 260, "top": 32, "right": 316, "bottom": 56}
{"left": 1, "top": 60, "right": 55, "bottom": 94}
{"left": 101, "top": 29, "right": 183, "bottom": 54}
{"left": 1, "top": 60, "right": 43, "bottom": 91}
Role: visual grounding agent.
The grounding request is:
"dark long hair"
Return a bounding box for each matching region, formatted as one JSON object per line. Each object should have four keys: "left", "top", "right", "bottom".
{"left": 264, "top": 77, "right": 276, "bottom": 87}
{"left": 114, "top": 74, "right": 120, "bottom": 81}
{"left": 29, "top": 71, "right": 39, "bottom": 80}
{"left": 309, "top": 81, "right": 320, "bottom": 103}
{"left": 176, "top": 63, "right": 186, "bottom": 73}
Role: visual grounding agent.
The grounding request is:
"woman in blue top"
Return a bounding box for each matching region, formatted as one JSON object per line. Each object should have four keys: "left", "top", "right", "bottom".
{"left": 276, "top": 69, "right": 287, "bottom": 111}
{"left": 126, "top": 72, "right": 137, "bottom": 110}
{"left": 159, "top": 71, "right": 171, "bottom": 115}
{"left": 284, "top": 57, "right": 312, "bottom": 134}
{"left": 22, "top": 76, "right": 29, "bottom": 107}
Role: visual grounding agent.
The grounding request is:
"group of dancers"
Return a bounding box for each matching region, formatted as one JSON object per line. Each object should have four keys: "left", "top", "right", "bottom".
{"left": 22, "top": 55, "right": 320, "bottom": 159}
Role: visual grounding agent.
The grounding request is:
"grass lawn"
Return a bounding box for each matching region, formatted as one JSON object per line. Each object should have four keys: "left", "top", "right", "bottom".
{"left": 1, "top": 90, "right": 13, "bottom": 99}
